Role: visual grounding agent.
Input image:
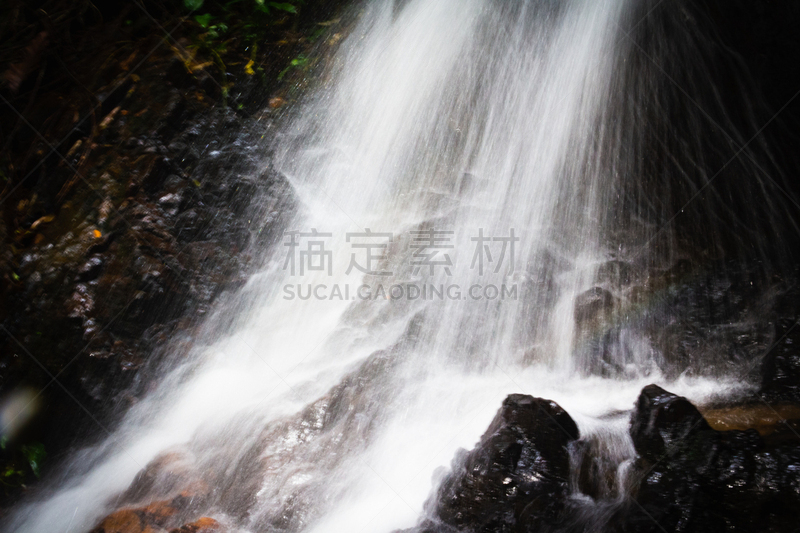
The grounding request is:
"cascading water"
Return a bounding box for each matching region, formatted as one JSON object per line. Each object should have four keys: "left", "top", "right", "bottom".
{"left": 7, "top": 0, "right": 794, "bottom": 532}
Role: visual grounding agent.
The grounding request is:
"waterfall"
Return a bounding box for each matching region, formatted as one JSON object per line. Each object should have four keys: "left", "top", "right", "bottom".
{"left": 7, "top": 0, "right": 790, "bottom": 532}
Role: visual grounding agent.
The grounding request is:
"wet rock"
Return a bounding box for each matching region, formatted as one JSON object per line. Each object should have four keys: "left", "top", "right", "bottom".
{"left": 78, "top": 256, "right": 105, "bottom": 282}
{"left": 573, "top": 437, "right": 620, "bottom": 501}
{"left": 574, "top": 287, "right": 615, "bottom": 324}
{"left": 760, "top": 318, "right": 800, "bottom": 403}
{"left": 169, "top": 517, "right": 222, "bottom": 533}
{"left": 625, "top": 385, "right": 800, "bottom": 533}
{"left": 572, "top": 287, "right": 633, "bottom": 377}
{"left": 629, "top": 384, "right": 711, "bottom": 461}
{"left": 596, "top": 260, "right": 638, "bottom": 288}
{"left": 418, "top": 394, "right": 579, "bottom": 533}
{"left": 89, "top": 491, "right": 207, "bottom": 533}
{"left": 212, "top": 348, "right": 404, "bottom": 531}
{"left": 96, "top": 346, "right": 407, "bottom": 533}
{"left": 88, "top": 509, "right": 146, "bottom": 533}
{"left": 122, "top": 449, "right": 210, "bottom": 506}
{"left": 701, "top": 403, "right": 800, "bottom": 438}
{"left": 0, "top": 0, "right": 340, "bottom": 506}
{"left": 634, "top": 260, "right": 775, "bottom": 379}
{"left": 0, "top": 42, "right": 297, "bottom": 502}
{"left": 89, "top": 449, "right": 217, "bottom": 532}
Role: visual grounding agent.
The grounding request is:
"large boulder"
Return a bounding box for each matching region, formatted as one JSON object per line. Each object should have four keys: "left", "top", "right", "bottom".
{"left": 629, "top": 384, "right": 712, "bottom": 461}
{"left": 626, "top": 385, "right": 800, "bottom": 533}
{"left": 416, "top": 394, "right": 579, "bottom": 533}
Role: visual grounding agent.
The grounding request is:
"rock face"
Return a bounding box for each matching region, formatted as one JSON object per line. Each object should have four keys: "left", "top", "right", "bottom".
{"left": 574, "top": 287, "right": 615, "bottom": 325}
{"left": 86, "top": 385, "right": 800, "bottom": 533}
{"left": 626, "top": 385, "right": 800, "bottom": 533}
{"left": 760, "top": 318, "right": 800, "bottom": 403}
{"left": 416, "top": 394, "right": 579, "bottom": 533}
{"left": 572, "top": 286, "right": 625, "bottom": 377}
{"left": 86, "top": 343, "right": 409, "bottom": 533}
{"left": 0, "top": 0, "right": 351, "bottom": 504}
{"left": 0, "top": 55, "right": 295, "bottom": 502}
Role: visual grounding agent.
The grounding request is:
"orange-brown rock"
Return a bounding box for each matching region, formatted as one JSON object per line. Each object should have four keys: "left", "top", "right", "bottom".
{"left": 122, "top": 450, "right": 211, "bottom": 506}
{"left": 89, "top": 491, "right": 206, "bottom": 533}
{"left": 169, "top": 517, "right": 221, "bottom": 533}
{"left": 89, "top": 508, "right": 162, "bottom": 533}
{"left": 700, "top": 403, "right": 800, "bottom": 436}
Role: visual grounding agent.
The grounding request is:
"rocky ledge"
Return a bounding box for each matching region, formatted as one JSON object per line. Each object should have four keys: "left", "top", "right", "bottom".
{"left": 91, "top": 384, "right": 800, "bottom": 533}
{"left": 398, "top": 385, "right": 800, "bottom": 533}
{"left": 0, "top": 0, "right": 350, "bottom": 507}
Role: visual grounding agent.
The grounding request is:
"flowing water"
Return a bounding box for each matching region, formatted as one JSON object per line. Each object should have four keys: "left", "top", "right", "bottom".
{"left": 7, "top": 0, "right": 789, "bottom": 531}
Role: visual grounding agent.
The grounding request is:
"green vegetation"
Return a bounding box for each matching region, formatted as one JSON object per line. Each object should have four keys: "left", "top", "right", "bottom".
{"left": 182, "top": 0, "right": 304, "bottom": 42}
{"left": 175, "top": 0, "right": 320, "bottom": 100}
{"left": 0, "top": 439, "right": 46, "bottom": 493}
{"left": 278, "top": 53, "right": 309, "bottom": 80}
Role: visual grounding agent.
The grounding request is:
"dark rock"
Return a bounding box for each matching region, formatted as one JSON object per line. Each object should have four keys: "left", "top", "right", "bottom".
{"left": 637, "top": 260, "right": 774, "bottom": 379}
{"left": 77, "top": 256, "right": 104, "bottom": 282}
{"left": 574, "top": 287, "right": 615, "bottom": 324}
{"left": 760, "top": 318, "right": 800, "bottom": 403}
{"left": 625, "top": 385, "right": 800, "bottom": 533}
{"left": 596, "top": 260, "right": 638, "bottom": 288}
{"left": 158, "top": 193, "right": 183, "bottom": 216}
{"left": 573, "top": 437, "right": 619, "bottom": 501}
{"left": 0, "top": 0, "right": 339, "bottom": 508}
{"left": 418, "top": 394, "right": 579, "bottom": 533}
{"left": 572, "top": 287, "right": 632, "bottom": 377}
{"left": 629, "top": 384, "right": 711, "bottom": 462}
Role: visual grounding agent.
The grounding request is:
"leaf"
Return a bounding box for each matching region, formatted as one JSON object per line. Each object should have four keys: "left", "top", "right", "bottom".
{"left": 290, "top": 56, "right": 308, "bottom": 67}
{"left": 244, "top": 59, "right": 255, "bottom": 75}
{"left": 184, "top": 0, "right": 205, "bottom": 11}
{"left": 194, "top": 13, "right": 214, "bottom": 28}
{"left": 269, "top": 2, "right": 297, "bottom": 13}
{"left": 188, "top": 60, "right": 214, "bottom": 73}
{"left": 30, "top": 214, "right": 54, "bottom": 230}
{"left": 21, "top": 443, "right": 46, "bottom": 478}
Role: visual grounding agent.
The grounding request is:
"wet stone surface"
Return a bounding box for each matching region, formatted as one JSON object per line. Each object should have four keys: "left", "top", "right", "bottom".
{"left": 624, "top": 385, "right": 800, "bottom": 533}
{"left": 573, "top": 257, "right": 800, "bottom": 384}
{"left": 409, "top": 394, "right": 580, "bottom": 533}
{"left": 0, "top": 31, "right": 296, "bottom": 502}
{"left": 405, "top": 386, "right": 800, "bottom": 533}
